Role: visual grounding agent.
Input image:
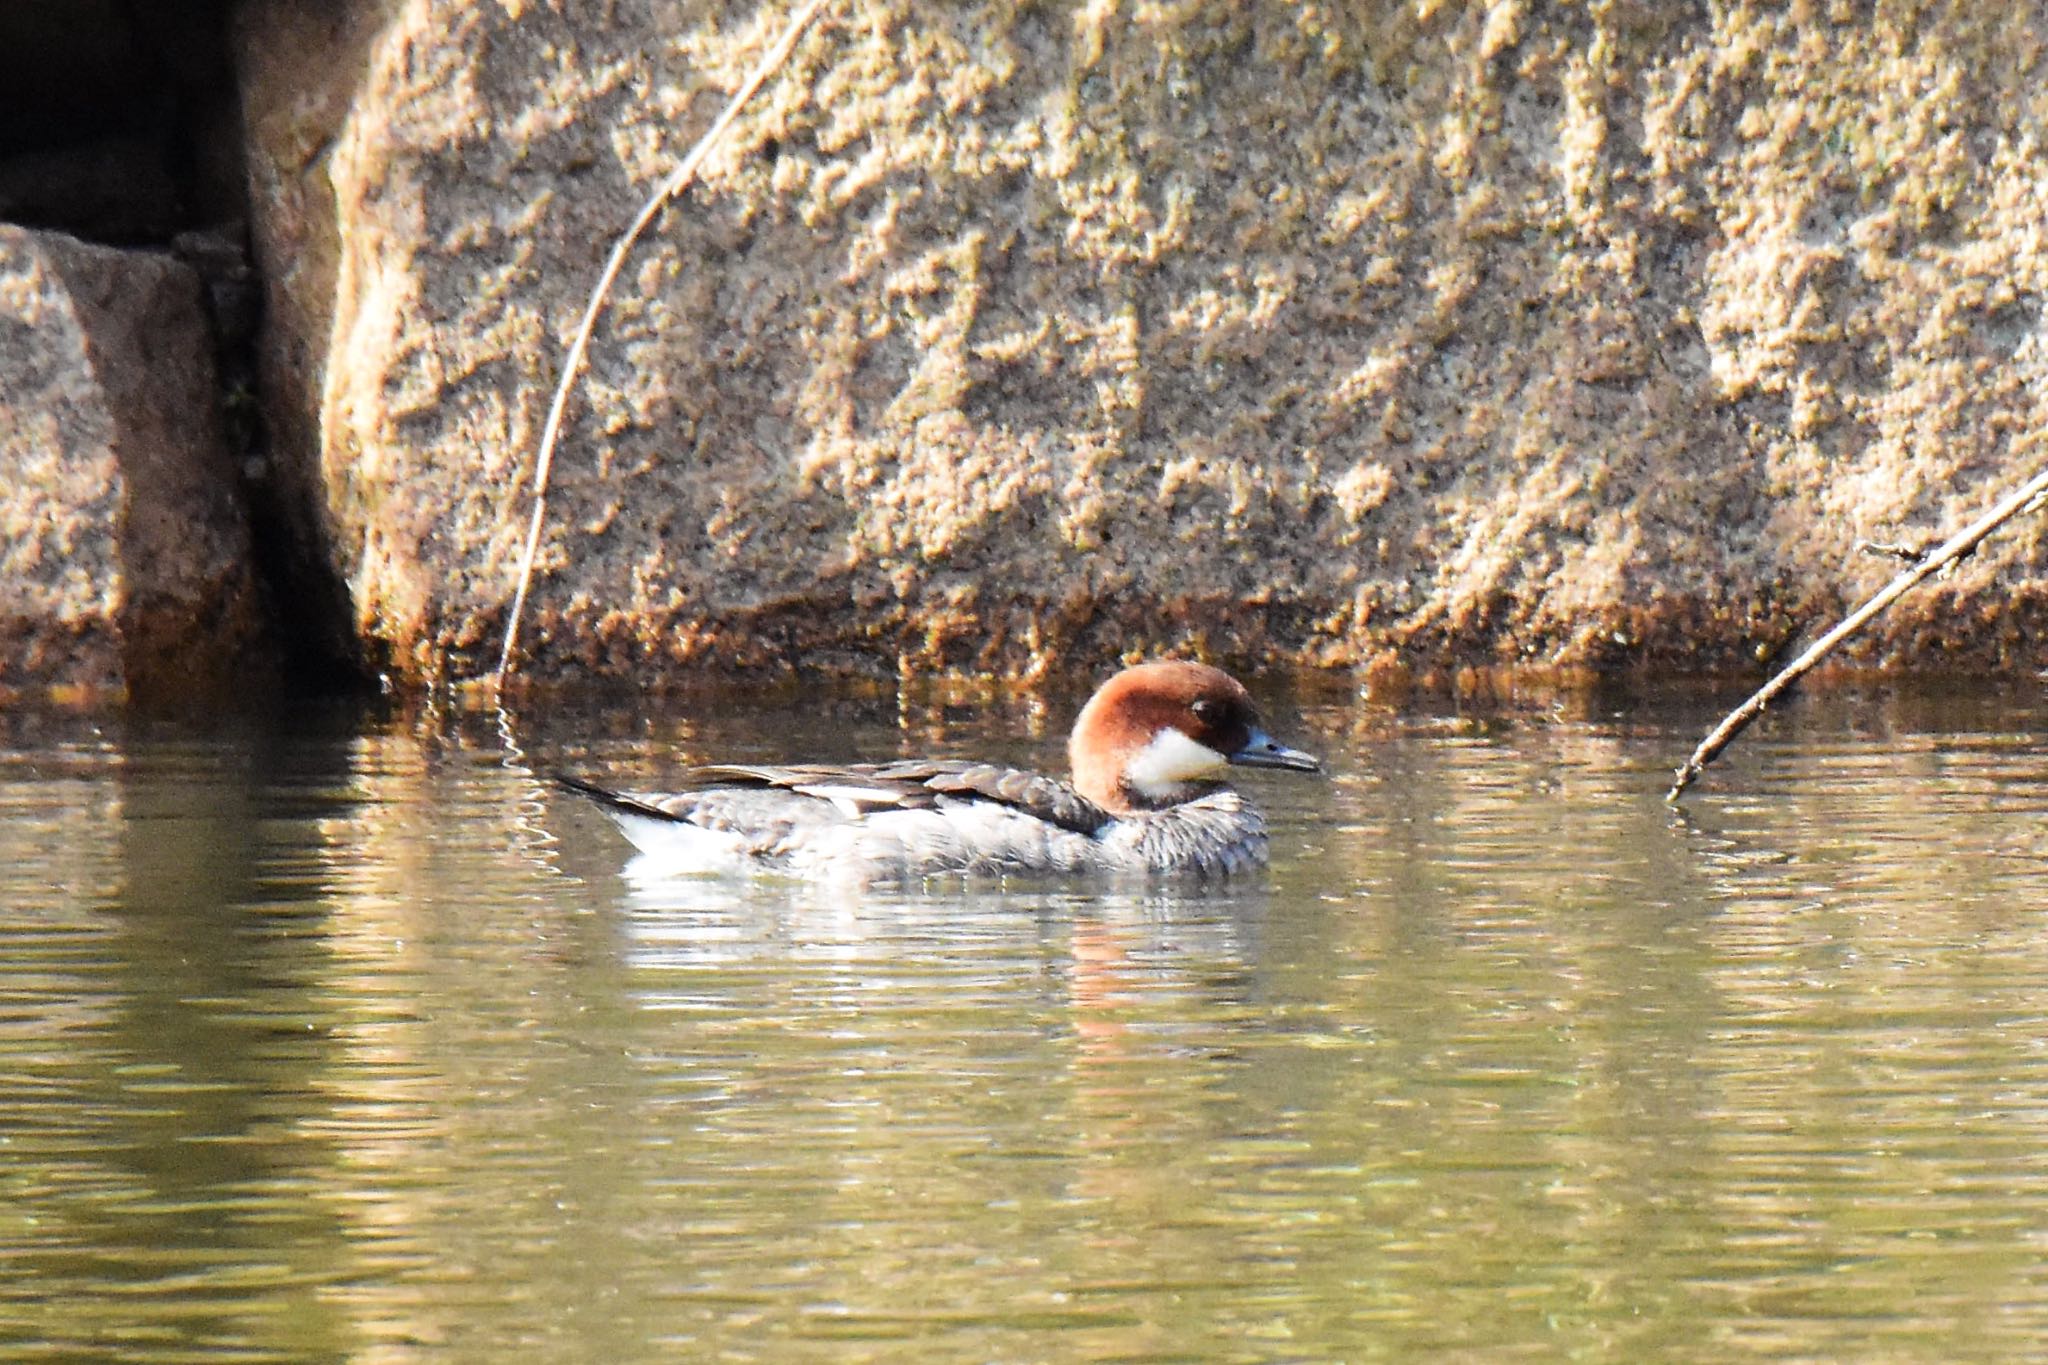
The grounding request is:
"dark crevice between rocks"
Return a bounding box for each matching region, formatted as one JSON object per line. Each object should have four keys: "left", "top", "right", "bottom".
{"left": 0, "top": 0, "right": 367, "bottom": 697}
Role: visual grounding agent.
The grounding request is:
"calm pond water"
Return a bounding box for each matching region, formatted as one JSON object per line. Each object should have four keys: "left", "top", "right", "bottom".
{"left": 4, "top": 676, "right": 2048, "bottom": 1361}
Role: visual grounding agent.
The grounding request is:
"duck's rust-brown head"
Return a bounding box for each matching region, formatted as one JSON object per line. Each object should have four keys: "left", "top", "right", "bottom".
{"left": 1067, "top": 661, "right": 1321, "bottom": 813}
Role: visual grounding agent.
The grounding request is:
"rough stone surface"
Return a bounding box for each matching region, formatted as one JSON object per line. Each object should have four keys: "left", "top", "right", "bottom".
{"left": 238, "top": 0, "right": 2048, "bottom": 686}
{"left": 0, "top": 225, "right": 263, "bottom": 701}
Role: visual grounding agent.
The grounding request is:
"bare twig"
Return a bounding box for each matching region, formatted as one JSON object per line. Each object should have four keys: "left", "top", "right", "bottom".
{"left": 492, "top": 0, "right": 834, "bottom": 689}
{"left": 1668, "top": 462, "right": 2048, "bottom": 801}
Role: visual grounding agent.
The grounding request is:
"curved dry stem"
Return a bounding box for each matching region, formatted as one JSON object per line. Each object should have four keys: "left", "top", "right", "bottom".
{"left": 491, "top": 0, "right": 835, "bottom": 690}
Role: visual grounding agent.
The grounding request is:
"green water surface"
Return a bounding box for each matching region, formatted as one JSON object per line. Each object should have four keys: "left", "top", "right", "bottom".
{"left": 3, "top": 680, "right": 2047, "bottom": 1361}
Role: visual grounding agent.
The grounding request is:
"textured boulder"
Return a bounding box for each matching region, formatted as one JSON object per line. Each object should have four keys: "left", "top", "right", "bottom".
{"left": 0, "top": 226, "right": 263, "bottom": 702}
{"left": 238, "top": 1, "right": 2048, "bottom": 685}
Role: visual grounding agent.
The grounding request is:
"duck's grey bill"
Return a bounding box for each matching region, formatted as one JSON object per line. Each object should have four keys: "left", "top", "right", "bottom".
{"left": 1229, "top": 729, "right": 1321, "bottom": 773}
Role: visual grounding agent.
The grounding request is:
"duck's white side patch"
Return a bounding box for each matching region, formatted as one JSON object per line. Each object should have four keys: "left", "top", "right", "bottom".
{"left": 607, "top": 808, "right": 749, "bottom": 873}
{"left": 790, "top": 783, "right": 893, "bottom": 819}
{"left": 1123, "top": 728, "right": 1228, "bottom": 801}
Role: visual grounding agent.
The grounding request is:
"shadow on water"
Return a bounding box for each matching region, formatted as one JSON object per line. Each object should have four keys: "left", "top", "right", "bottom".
{"left": 2, "top": 678, "right": 2048, "bottom": 1359}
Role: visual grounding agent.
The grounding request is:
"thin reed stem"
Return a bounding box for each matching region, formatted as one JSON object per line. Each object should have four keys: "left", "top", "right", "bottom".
{"left": 493, "top": 0, "right": 834, "bottom": 689}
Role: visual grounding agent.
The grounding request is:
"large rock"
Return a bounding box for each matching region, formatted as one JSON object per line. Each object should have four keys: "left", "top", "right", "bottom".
{"left": 0, "top": 226, "right": 263, "bottom": 702}
{"left": 237, "top": 1, "right": 2048, "bottom": 685}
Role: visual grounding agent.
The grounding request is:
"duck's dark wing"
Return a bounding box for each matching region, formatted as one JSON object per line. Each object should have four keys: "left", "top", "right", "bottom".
{"left": 553, "top": 773, "right": 717, "bottom": 825}
{"left": 863, "top": 760, "right": 1112, "bottom": 835}
{"left": 563, "top": 760, "right": 1111, "bottom": 836}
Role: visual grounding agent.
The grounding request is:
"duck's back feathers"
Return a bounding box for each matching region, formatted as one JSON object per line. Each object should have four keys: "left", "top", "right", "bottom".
{"left": 610, "top": 760, "right": 1113, "bottom": 835}
{"left": 556, "top": 762, "right": 1123, "bottom": 878}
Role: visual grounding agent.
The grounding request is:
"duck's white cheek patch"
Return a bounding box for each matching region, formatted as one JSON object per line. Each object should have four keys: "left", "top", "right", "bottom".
{"left": 1124, "top": 728, "right": 1229, "bottom": 799}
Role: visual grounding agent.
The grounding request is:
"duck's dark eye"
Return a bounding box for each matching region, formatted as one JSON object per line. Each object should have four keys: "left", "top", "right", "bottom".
{"left": 1190, "top": 698, "right": 1221, "bottom": 725}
